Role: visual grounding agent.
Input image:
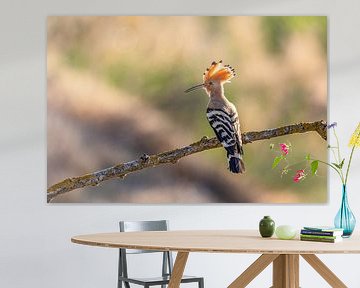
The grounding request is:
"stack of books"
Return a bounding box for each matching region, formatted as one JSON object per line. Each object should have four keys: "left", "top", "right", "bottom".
{"left": 300, "top": 226, "right": 344, "bottom": 243}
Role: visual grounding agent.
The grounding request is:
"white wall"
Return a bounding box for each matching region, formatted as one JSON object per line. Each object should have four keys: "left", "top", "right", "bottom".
{"left": 1, "top": 1, "right": 360, "bottom": 287}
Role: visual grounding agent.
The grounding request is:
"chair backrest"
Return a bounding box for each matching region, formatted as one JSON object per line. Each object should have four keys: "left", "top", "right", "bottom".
{"left": 119, "top": 220, "right": 169, "bottom": 254}
{"left": 120, "top": 220, "right": 168, "bottom": 232}
{"left": 118, "top": 220, "right": 174, "bottom": 281}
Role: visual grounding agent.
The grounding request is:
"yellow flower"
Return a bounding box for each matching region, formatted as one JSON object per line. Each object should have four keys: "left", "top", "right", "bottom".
{"left": 349, "top": 122, "right": 360, "bottom": 147}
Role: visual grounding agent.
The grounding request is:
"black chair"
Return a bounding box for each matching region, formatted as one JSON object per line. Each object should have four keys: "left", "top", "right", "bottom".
{"left": 118, "top": 220, "right": 204, "bottom": 288}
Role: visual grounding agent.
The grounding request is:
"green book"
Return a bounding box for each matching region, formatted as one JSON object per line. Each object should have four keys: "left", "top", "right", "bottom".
{"left": 300, "top": 234, "right": 340, "bottom": 240}
{"left": 300, "top": 236, "right": 342, "bottom": 243}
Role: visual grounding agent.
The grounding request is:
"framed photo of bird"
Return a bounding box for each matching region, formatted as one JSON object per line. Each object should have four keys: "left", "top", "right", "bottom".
{"left": 47, "top": 16, "right": 327, "bottom": 203}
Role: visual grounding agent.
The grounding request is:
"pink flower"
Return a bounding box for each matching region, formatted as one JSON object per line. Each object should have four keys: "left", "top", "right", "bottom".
{"left": 279, "top": 143, "right": 289, "bottom": 155}
{"left": 293, "top": 169, "right": 306, "bottom": 183}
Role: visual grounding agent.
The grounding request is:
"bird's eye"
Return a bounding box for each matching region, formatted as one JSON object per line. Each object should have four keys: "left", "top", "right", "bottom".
{"left": 209, "top": 81, "right": 213, "bottom": 85}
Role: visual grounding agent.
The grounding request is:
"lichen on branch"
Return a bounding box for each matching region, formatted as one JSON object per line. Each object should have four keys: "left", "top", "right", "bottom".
{"left": 47, "top": 120, "right": 327, "bottom": 202}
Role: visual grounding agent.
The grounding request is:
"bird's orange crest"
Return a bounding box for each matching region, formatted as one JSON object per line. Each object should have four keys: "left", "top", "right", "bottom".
{"left": 203, "top": 60, "right": 236, "bottom": 83}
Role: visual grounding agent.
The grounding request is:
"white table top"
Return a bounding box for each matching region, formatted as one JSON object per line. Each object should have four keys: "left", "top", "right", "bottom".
{"left": 71, "top": 230, "right": 360, "bottom": 254}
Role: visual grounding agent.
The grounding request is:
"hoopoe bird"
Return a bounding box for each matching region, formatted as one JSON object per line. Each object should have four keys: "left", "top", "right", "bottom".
{"left": 185, "top": 60, "right": 245, "bottom": 174}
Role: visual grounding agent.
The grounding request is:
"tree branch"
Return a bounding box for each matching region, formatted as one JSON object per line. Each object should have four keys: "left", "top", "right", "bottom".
{"left": 47, "top": 120, "right": 327, "bottom": 202}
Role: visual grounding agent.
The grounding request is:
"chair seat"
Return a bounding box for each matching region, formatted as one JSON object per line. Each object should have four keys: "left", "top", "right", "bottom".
{"left": 119, "top": 274, "right": 203, "bottom": 286}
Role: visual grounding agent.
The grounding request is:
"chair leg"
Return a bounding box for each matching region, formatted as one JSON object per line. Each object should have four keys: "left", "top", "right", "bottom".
{"left": 199, "top": 278, "right": 204, "bottom": 288}
{"left": 118, "top": 250, "right": 122, "bottom": 288}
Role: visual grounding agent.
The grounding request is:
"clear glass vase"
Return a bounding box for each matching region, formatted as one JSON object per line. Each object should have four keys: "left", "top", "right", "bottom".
{"left": 334, "top": 185, "right": 356, "bottom": 237}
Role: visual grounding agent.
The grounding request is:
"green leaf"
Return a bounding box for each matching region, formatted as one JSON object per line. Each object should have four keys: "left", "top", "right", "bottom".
{"left": 269, "top": 143, "right": 274, "bottom": 150}
{"left": 305, "top": 153, "right": 311, "bottom": 161}
{"left": 272, "top": 155, "right": 283, "bottom": 169}
{"left": 339, "top": 158, "right": 345, "bottom": 169}
{"left": 311, "top": 160, "right": 319, "bottom": 175}
{"left": 332, "top": 162, "right": 341, "bottom": 169}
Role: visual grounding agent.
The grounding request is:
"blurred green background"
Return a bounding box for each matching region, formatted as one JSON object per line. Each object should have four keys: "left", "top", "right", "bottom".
{"left": 47, "top": 16, "right": 327, "bottom": 203}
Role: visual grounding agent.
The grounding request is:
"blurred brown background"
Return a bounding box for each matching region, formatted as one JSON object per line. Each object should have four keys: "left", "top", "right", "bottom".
{"left": 47, "top": 16, "right": 327, "bottom": 203}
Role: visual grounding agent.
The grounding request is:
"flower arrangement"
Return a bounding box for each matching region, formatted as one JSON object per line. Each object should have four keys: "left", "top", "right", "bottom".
{"left": 270, "top": 122, "right": 360, "bottom": 185}
{"left": 271, "top": 122, "right": 360, "bottom": 236}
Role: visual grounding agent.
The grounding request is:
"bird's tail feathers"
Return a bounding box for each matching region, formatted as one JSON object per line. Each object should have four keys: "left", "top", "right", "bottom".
{"left": 228, "top": 154, "right": 245, "bottom": 174}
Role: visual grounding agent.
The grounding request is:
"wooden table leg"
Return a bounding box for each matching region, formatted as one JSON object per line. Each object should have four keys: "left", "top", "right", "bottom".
{"left": 288, "top": 254, "right": 299, "bottom": 288}
{"left": 228, "top": 254, "right": 279, "bottom": 288}
{"left": 301, "top": 254, "right": 347, "bottom": 288}
{"left": 168, "top": 252, "right": 189, "bottom": 288}
{"left": 272, "top": 254, "right": 299, "bottom": 288}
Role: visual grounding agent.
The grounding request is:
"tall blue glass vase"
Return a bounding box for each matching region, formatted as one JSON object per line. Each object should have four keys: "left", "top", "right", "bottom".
{"left": 334, "top": 185, "right": 356, "bottom": 237}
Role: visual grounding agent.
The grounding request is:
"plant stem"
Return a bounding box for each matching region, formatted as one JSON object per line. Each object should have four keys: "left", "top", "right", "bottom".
{"left": 345, "top": 145, "right": 356, "bottom": 185}
{"left": 333, "top": 127, "right": 345, "bottom": 181}
{"left": 312, "top": 158, "right": 344, "bottom": 184}
{"left": 333, "top": 128, "right": 342, "bottom": 163}
{"left": 345, "top": 129, "right": 360, "bottom": 185}
{"left": 283, "top": 159, "right": 307, "bottom": 170}
{"left": 331, "top": 148, "right": 339, "bottom": 164}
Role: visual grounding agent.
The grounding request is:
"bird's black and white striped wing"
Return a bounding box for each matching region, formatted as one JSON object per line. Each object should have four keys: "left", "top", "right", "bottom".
{"left": 206, "top": 108, "right": 238, "bottom": 149}
{"left": 207, "top": 108, "right": 245, "bottom": 173}
{"left": 231, "top": 112, "right": 244, "bottom": 155}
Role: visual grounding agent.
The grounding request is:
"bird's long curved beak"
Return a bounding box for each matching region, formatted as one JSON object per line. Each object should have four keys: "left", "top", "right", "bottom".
{"left": 184, "top": 83, "right": 204, "bottom": 93}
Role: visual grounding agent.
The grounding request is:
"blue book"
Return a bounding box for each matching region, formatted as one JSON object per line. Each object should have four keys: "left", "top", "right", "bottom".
{"left": 302, "top": 226, "right": 343, "bottom": 236}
